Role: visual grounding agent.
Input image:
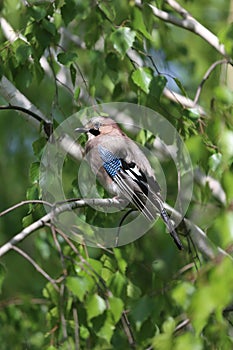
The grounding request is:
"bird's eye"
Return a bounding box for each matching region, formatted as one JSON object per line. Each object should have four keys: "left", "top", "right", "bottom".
{"left": 94, "top": 122, "right": 100, "bottom": 130}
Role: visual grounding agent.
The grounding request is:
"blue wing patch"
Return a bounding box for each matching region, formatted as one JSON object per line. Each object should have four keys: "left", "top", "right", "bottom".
{"left": 98, "top": 145, "right": 122, "bottom": 178}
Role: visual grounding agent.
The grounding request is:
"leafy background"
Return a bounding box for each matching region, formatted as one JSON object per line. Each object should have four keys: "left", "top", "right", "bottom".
{"left": 0, "top": 0, "right": 233, "bottom": 349}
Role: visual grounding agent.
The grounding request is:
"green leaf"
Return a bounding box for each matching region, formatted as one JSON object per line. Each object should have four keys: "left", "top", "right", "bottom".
{"left": 57, "top": 52, "right": 78, "bottom": 66}
{"left": 29, "top": 162, "right": 40, "bottom": 183}
{"left": 43, "top": 282, "right": 59, "bottom": 304}
{"left": 109, "top": 296, "right": 124, "bottom": 323}
{"left": 149, "top": 75, "right": 167, "bottom": 99}
{"left": 208, "top": 153, "right": 222, "bottom": 172}
{"left": 80, "top": 325, "right": 90, "bottom": 340}
{"left": 42, "top": 19, "right": 56, "bottom": 36}
{"left": 0, "top": 264, "right": 6, "bottom": 294}
{"left": 86, "top": 294, "right": 106, "bottom": 321}
{"left": 74, "top": 86, "right": 81, "bottom": 100}
{"left": 132, "top": 7, "right": 152, "bottom": 40}
{"left": 131, "top": 67, "right": 152, "bottom": 94}
{"left": 66, "top": 276, "right": 93, "bottom": 302}
{"left": 189, "top": 258, "right": 233, "bottom": 335}
{"left": 26, "top": 185, "right": 39, "bottom": 200}
{"left": 33, "top": 138, "right": 47, "bottom": 158}
{"left": 70, "top": 63, "right": 76, "bottom": 86}
{"left": 15, "top": 66, "right": 32, "bottom": 88}
{"left": 127, "top": 281, "right": 142, "bottom": 299}
{"left": 61, "top": 0, "right": 77, "bottom": 25}
{"left": 22, "top": 213, "right": 33, "bottom": 227}
{"left": 214, "top": 85, "right": 233, "bottom": 104}
{"left": 131, "top": 295, "right": 153, "bottom": 331}
{"left": 173, "top": 77, "right": 187, "bottom": 97}
{"left": 219, "top": 23, "right": 233, "bottom": 55}
{"left": 87, "top": 258, "right": 103, "bottom": 275}
{"left": 162, "top": 317, "right": 176, "bottom": 334}
{"left": 110, "top": 27, "right": 136, "bottom": 58}
{"left": 98, "top": 2, "right": 115, "bottom": 21}
{"left": 172, "top": 281, "right": 195, "bottom": 310}
{"left": 28, "top": 5, "right": 47, "bottom": 21}
{"left": 113, "top": 249, "right": 127, "bottom": 274}
{"left": 109, "top": 271, "right": 127, "bottom": 297}
{"left": 184, "top": 108, "right": 201, "bottom": 120}
{"left": 223, "top": 170, "right": 233, "bottom": 202}
{"left": 15, "top": 44, "right": 32, "bottom": 64}
{"left": 97, "top": 312, "right": 115, "bottom": 343}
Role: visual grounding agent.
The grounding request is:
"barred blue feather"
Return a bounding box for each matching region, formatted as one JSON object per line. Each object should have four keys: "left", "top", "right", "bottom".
{"left": 98, "top": 145, "right": 122, "bottom": 178}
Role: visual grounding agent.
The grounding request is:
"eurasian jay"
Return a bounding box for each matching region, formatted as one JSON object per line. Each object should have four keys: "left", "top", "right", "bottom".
{"left": 75, "top": 116, "right": 183, "bottom": 250}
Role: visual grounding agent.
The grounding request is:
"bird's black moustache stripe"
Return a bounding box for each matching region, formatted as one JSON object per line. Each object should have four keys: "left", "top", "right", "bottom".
{"left": 89, "top": 128, "right": 100, "bottom": 136}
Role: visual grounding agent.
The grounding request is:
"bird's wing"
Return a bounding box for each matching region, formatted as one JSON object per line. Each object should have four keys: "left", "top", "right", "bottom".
{"left": 98, "top": 145, "right": 183, "bottom": 250}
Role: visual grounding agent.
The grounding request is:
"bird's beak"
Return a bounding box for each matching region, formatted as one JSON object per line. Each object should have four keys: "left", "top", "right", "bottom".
{"left": 75, "top": 127, "right": 89, "bottom": 133}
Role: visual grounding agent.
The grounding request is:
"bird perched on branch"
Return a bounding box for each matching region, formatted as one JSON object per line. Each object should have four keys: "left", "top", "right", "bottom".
{"left": 75, "top": 116, "right": 183, "bottom": 250}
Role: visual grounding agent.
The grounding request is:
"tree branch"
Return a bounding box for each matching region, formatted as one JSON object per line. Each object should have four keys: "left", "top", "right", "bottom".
{"left": 163, "top": 88, "right": 206, "bottom": 115}
{"left": 164, "top": 203, "right": 231, "bottom": 260}
{"left": 0, "top": 76, "right": 51, "bottom": 132}
{"left": 193, "top": 59, "right": 230, "bottom": 105}
{"left": 0, "top": 17, "right": 84, "bottom": 157}
{"left": 0, "top": 198, "right": 126, "bottom": 257}
{"left": 0, "top": 199, "right": 53, "bottom": 217}
{"left": 149, "top": 1, "right": 229, "bottom": 59}
{"left": 0, "top": 197, "right": 230, "bottom": 261}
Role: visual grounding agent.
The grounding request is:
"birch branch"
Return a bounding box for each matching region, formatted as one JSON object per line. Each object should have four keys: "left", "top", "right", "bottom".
{"left": 0, "top": 76, "right": 51, "bottom": 131}
{"left": 164, "top": 203, "right": 231, "bottom": 260}
{"left": 0, "top": 197, "right": 230, "bottom": 261}
{"left": 0, "top": 198, "right": 126, "bottom": 257}
{"left": 149, "top": 1, "right": 229, "bottom": 58}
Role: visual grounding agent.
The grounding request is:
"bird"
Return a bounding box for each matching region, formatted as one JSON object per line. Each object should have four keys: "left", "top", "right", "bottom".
{"left": 75, "top": 116, "right": 183, "bottom": 250}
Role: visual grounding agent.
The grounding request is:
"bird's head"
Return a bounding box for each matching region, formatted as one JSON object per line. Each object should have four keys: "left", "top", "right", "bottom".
{"left": 75, "top": 116, "right": 123, "bottom": 139}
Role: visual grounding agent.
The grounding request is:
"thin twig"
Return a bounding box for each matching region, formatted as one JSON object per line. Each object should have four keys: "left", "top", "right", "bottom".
{"left": 0, "top": 103, "right": 53, "bottom": 137}
{"left": 174, "top": 318, "right": 190, "bottom": 333}
{"left": 56, "top": 227, "right": 110, "bottom": 293}
{"left": 12, "top": 246, "right": 59, "bottom": 292}
{"left": 193, "top": 59, "right": 229, "bottom": 105}
{"left": 51, "top": 224, "right": 67, "bottom": 276}
{"left": 0, "top": 297, "right": 49, "bottom": 310}
{"left": 48, "top": 46, "right": 59, "bottom": 109}
{"left": 0, "top": 104, "right": 48, "bottom": 124}
{"left": 0, "top": 199, "right": 53, "bottom": 217}
{"left": 73, "top": 306, "right": 80, "bottom": 350}
{"left": 60, "top": 283, "right": 70, "bottom": 348}
{"left": 121, "top": 310, "right": 136, "bottom": 348}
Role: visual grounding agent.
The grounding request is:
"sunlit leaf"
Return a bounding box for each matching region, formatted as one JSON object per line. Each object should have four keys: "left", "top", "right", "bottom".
{"left": 97, "top": 312, "right": 115, "bottom": 343}
{"left": 66, "top": 276, "right": 94, "bottom": 302}
{"left": 110, "top": 27, "right": 136, "bottom": 58}
{"left": 98, "top": 2, "right": 115, "bottom": 21}
{"left": 109, "top": 296, "right": 124, "bottom": 323}
{"left": 208, "top": 153, "right": 222, "bottom": 172}
{"left": 131, "top": 67, "right": 152, "bottom": 94}
{"left": 29, "top": 162, "right": 40, "bottom": 183}
{"left": 86, "top": 294, "right": 106, "bottom": 320}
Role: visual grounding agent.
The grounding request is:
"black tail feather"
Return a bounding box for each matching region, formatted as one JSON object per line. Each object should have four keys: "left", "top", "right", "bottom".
{"left": 161, "top": 208, "right": 183, "bottom": 250}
